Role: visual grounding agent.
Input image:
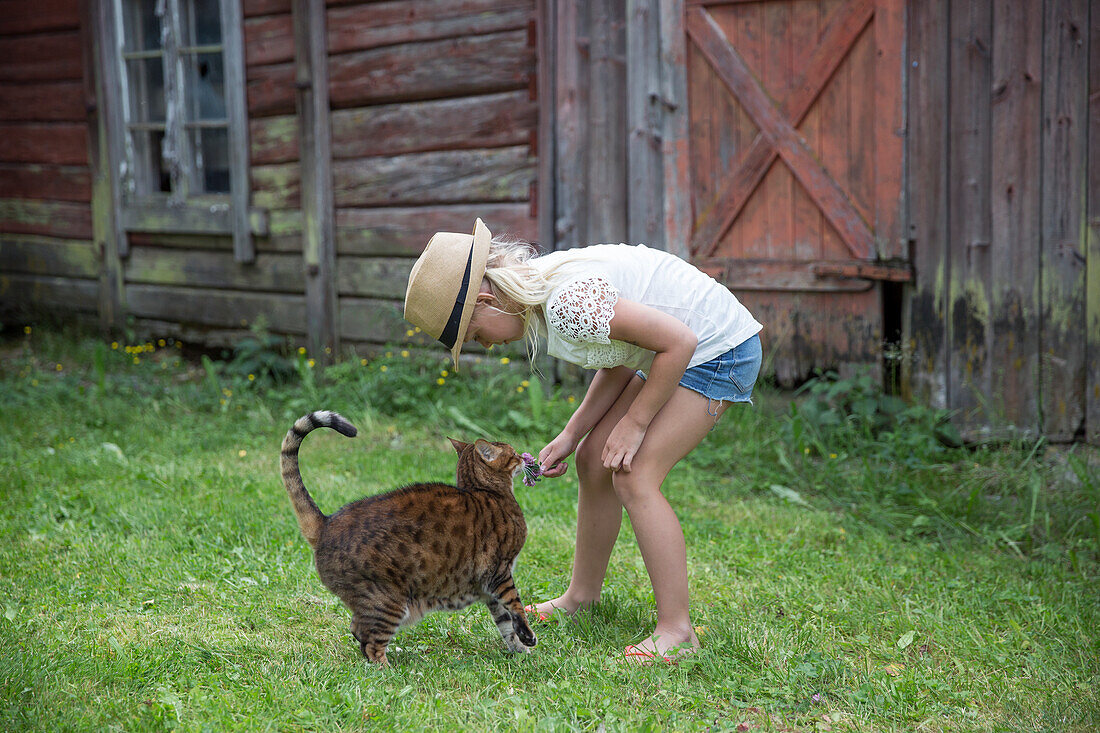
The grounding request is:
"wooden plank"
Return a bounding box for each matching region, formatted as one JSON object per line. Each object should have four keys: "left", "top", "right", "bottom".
{"left": 126, "top": 230, "right": 302, "bottom": 254}
{"left": 221, "top": 0, "right": 255, "bottom": 263}
{"left": 247, "top": 30, "right": 534, "bottom": 116}
{"left": 989, "top": 0, "right": 1041, "bottom": 435}
{"left": 334, "top": 147, "right": 534, "bottom": 208}
{"left": 873, "top": 0, "right": 904, "bottom": 258}
{"left": 693, "top": 258, "right": 875, "bottom": 292}
{"left": 760, "top": 0, "right": 791, "bottom": 262}
{"left": 553, "top": 0, "right": 585, "bottom": 250}
{"left": 0, "top": 163, "right": 91, "bottom": 202}
{"left": 126, "top": 283, "right": 307, "bottom": 333}
{"left": 244, "top": 13, "right": 296, "bottom": 67}
{"left": 0, "top": 82, "right": 86, "bottom": 122}
{"left": 1040, "top": 0, "right": 1089, "bottom": 440}
{"left": 125, "top": 247, "right": 304, "bottom": 292}
{"left": 0, "top": 32, "right": 83, "bottom": 82}
{"left": 249, "top": 114, "right": 299, "bottom": 165}
{"left": 945, "top": 0, "right": 992, "bottom": 434}
{"left": 86, "top": 0, "right": 126, "bottom": 324}
{"left": 658, "top": 0, "right": 691, "bottom": 261}
{"left": 0, "top": 273, "right": 99, "bottom": 313}
{"left": 739, "top": 290, "right": 880, "bottom": 385}
{"left": 536, "top": 0, "right": 556, "bottom": 250}
{"left": 906, "top": 0, "right": 949, "bottom": 409}
{"left": 293, "top": 0, "right": 339, "bottom": 361}
{"left": 1089, "top": 0, "right": 1100, "bottom": 445}
{"left": 0, "top": 0, "right": 80, "bottom": 34}
{"left": 121, "top": 200, "right": 270, "bottom": 237}
{"left": 327, "top": 1, "right": 533, "bottom": 56}
{"left": 686, "top": 6, "right": 875, "bottom": 260}
{"left": 0, "top": 198, "right": 92, "bottom": 238}
{"left": 335, "top": 256, "right": 414, "bottom": 299}
{"left": 336, "top": 203, "right": 537, "bottom": 256}
{"left": 339, "top": 296, "right": 414, "bottom": 343}
{"left": 243, "top": 0, "right": 290, "bottom": 17}
{"left": 586, "top": 0, "right": 627, "bottom": 244}
{"left": 250, "top": 92, "right": 538, "bottom": 166}
{"left": 332, "top": 92, "right": 536, "bottom": 160}
{"left": 0, "top": 123, "right": 88, "bottom": 165}
{"left": 0, "top": 235, "right": 98, "bottom": 278}
{"left": 626, "top": 0, "right": 665, "bottom": 247}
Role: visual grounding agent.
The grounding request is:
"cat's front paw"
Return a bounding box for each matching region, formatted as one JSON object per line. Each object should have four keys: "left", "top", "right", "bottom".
{"left": 503, "top": 634, "right": 533, "bottom": 654}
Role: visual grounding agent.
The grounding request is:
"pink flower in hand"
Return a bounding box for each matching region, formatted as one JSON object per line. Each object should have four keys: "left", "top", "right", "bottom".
{"left": 520, "top": 452, "right": 542, "bottom": 486}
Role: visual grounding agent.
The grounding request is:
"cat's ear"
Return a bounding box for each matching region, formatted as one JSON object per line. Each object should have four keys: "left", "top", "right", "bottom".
{"left": 449, "top": 437, "right": 470, "bottom": 454}
{"left": 474, "top": 439, "right": 503, "bottom": 463}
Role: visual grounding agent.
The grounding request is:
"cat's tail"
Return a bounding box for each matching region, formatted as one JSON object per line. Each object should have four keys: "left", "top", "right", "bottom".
{"left": 280, "top": 410, "right": 358, "bottom": 548}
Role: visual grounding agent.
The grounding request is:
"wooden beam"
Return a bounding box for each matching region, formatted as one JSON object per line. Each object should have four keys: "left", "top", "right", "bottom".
{"left": 1089, "top": 0, "right": 1100, "bottom": 445}
{"left": 905, "top": 0, "right": 949, "bottom": 410}
{"left": 84, "top": 0, "right": 126, "bottom": 329}
{"left": 626, "top": 0, "right": 664, "bottom": 248}
{"left": 536, "top": 0, "right": 556, "bottom": 250}
{"left": 293, "top": 0, "right": 339, "bottom": 362}
{"left": 990, "top": 0, "right": 1042, "bottom": 435}
{"left": 658, "top": 0, "right": 691, "bottom": 261}
{"left": 1040, "top": 0, "right": 1089, "bottom": 440}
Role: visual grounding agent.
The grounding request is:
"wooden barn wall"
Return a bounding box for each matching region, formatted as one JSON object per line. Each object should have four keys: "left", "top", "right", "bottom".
{"left": 0, "top": 0, "right": 100, "bottom": 321}
{"left": 908, "top": 0, "right": 1099, "bottom": 443}
{"left": 323, "top": 0, "right": 539, "bottom": 350}
{"left": 244, "top": 0, "right": 539, "bottom": 352}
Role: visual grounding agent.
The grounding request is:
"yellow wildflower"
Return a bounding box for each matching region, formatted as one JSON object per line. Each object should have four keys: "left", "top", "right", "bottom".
{"left": 521, "top": 380, "right": 529, "bottom": 387}
{"left": 23, "top": 326, "right": 31, "bottom": 335}
{"left": 248, "top": 374, "right": 255, "bottom": 381}
{"left": 360, "top": 359, "right": 367, "bottom": 366}
{"left": 238, "top": 450, "right": 247, "bottom": 458}
{"left": 298, "top": 346, "right": 306, "bottom": 355}
{"left": 307, "top": 359, "right": 315, "bottom": 368}
{"left": 111, "top": 342, "right": 119, "bottom": 350}
{"left": 437, "top": 378, "right": 445, "bottom": 386}
{"left": 829, "top": 453, "right": 838, "bottom": 459}
{"left": 406, "top": 329, "right": 415, "bottom": 337}
{"left": 500, "top": 357, "right": 510, "bottom": 365}
{"left": 55, "top": 364, "right": 62, "bottom": 371}
{"left": 517, "top": 386, "right": 525, "bottom": 393}
{"left": 158, "top": 339, "right": 166, "bottom": 347}
{"left": 401, "top": 350, "right": 409, "bottom": 358}
{"left": 380, "top": 365, "right": 388, "bottom": 372}
{"left": 440, "top": 370, "right": 449, "bottom": 377}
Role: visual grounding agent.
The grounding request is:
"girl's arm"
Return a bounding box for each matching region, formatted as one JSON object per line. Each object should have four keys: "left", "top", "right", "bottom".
{"left": 539, "top": 366, "right": 635, "bottom": 477}
{"left": 603, "top": 297, "right": 697, "bottom": 471}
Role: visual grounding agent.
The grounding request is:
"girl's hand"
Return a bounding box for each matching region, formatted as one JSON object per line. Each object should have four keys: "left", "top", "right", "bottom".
{"left": 602, "top": 416, "right": 646, "bottom": 472}
{"left": 539, "top": 431, "right": 578, "bottom": 478}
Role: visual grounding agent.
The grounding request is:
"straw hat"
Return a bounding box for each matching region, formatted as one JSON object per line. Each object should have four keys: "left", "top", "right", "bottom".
{"left": 404, "top": 218, "right": 492, "bottom": 369}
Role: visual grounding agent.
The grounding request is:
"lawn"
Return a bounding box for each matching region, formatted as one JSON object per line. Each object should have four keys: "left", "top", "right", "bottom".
{"left": 0, "top": 324, "right": 1098, "bottom": 732}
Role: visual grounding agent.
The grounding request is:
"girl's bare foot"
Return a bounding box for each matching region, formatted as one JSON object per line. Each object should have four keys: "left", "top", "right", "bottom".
{"left": 524, "top": 594, "right": 596, "bottom": 621}
{"left": 623, "top": 626, "right": 700, "bottom": 664}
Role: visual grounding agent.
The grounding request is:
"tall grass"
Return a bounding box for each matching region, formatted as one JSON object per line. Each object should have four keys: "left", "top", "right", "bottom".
{"left": 0, "top": 323, "right": 1097, "bottom": 732}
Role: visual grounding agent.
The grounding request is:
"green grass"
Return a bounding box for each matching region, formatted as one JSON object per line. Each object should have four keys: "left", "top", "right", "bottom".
{"left": 1, "top": 324, "right": 1098, "bottom": 732}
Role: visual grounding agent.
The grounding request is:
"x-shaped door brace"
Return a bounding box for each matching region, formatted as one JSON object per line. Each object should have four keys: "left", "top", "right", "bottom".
{"left": 687, "top": 0, "right": 876, "bottom": 261}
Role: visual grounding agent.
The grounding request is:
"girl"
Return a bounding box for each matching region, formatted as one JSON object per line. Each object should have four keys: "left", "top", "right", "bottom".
{"left": 404, "top": 218, "right": 763, "bottom": 663}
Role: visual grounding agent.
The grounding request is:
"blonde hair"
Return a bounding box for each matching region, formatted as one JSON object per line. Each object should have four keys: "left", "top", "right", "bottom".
{"left": 482, "top": 235, "right": 613, "bottom": 364}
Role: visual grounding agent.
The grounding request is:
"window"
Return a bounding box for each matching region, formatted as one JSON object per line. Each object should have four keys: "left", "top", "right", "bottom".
{"left": 108, "top": 0, "right": 256, "bottom": 261}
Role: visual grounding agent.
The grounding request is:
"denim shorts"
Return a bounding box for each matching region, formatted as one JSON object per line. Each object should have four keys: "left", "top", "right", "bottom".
{"left": 638, "top": 333, "right": 762, "bottom": 414}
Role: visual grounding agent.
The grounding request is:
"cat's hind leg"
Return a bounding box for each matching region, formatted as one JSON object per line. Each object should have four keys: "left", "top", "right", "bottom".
{"left": 350, "top": 598, "right": 407, "bottom": 666}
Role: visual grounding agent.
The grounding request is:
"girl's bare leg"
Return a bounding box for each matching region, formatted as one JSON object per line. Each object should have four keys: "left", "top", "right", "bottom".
{"left": 532, "top": 378, "right": 730, "bottom": 659}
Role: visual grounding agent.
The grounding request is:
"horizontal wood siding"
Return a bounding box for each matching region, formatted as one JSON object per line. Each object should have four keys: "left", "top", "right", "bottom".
{"left": 908, "top": 0, "right": 1097, "bottom": 443}
{"left": 321, "top": 0, "right": 539, "bottom": 348}
{"left": 0, "top": 0, "right": 96, "bottom": 321}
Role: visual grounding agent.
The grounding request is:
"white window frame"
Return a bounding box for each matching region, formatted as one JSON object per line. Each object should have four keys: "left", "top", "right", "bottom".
{"left": 103, "top": 0, "right": 258, "bottom": 262}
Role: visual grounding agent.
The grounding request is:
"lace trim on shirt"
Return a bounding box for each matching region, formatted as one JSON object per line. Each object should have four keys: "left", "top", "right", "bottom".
{"left": 581, "top": 341, "right": 634, "bottom": 370}
{"left": 546, "top": 277, "right": 618, "bottom": 344}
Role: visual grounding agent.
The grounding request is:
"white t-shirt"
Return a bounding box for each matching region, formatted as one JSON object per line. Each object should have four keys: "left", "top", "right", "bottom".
{"left": 532, "top": 244, "right": 763, "bottom": 372}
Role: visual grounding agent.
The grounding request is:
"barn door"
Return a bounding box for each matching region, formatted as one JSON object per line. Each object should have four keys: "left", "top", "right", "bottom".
{"left": 682, "top": 0, "right": 905, "bottom": 380}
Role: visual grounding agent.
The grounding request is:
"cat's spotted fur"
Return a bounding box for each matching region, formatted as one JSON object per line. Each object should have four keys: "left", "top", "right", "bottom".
{"left": 280, "top": 410, "right": 536, "bottom": 665}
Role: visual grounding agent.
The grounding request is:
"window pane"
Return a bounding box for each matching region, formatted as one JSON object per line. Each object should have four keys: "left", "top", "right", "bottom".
{"left": 182, "top": 0, "right": 223, "bottom": 47}
{"left": 125, "top": 57, "right": 166, "bottom": 123}
{"left": 122, "top": 0, "right": 162, "bottom": 52}
{"left": 184, "top": 52, "right": 226, "bottom": 121}
{"left": 192, "top": 127, "right": 230, "bottom": 193}
{"left": 132, "top": 129, "right": 171, "bottom": 193}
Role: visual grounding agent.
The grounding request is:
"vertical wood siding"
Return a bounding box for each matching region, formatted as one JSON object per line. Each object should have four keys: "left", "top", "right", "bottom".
{"left": 909, "top": 0, "right": 1097, "bottom": 442}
